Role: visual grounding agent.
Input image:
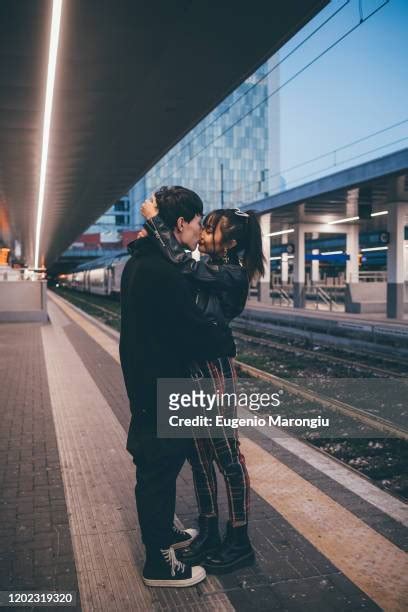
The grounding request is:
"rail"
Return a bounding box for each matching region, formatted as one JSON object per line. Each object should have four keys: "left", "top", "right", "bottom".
{"left": 359, "top": 271, "right": 387, "bottom": 282}
{"left": 309, "top": 285, "right": 343, "bottom": 311}
{"left": 271, "top": 286, "right": 293, "bottom": 307}
{"left": 235, "top": 360, "right": 408, "bottom": 441}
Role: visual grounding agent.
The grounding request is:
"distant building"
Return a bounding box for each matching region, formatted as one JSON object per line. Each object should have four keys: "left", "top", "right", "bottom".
{"left": 86, "top": 195, "right": 133, "bottom": 236}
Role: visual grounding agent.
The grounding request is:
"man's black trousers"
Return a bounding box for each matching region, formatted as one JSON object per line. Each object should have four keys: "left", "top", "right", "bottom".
{"left": 130, "top": 433, "right": 192, "bottom": 550}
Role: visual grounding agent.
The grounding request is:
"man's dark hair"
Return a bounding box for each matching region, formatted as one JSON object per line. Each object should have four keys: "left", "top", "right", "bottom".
{"left": 154, "top": 185, "right": 203, "bottom": 229}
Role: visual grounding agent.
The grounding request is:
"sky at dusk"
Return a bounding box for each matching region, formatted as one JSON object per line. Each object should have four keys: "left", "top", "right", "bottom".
{"left": 276, "top": 0, "right": 408, "bottom": 189}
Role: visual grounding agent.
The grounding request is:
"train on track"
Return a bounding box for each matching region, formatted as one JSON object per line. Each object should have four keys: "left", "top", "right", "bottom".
{"left": 58, "top": 253, "right": 130, "bottom": 296}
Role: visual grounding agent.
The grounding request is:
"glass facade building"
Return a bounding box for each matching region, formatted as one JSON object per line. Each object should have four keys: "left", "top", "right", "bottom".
{"left": 128, "top": 55, "right": 280, "bottom": 227}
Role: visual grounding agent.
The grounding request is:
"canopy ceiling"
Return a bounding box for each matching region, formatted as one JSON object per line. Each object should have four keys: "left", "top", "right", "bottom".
{"left": 0, "top": 0, "right": 327, "bottom": 266}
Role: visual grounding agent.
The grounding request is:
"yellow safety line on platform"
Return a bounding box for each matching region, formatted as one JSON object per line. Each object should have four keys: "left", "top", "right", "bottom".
{"left": 241, "top": 437, "right": 408, "bottom": 611}
{"left": 49, "top": 292, "right": 408, "bottom": 610}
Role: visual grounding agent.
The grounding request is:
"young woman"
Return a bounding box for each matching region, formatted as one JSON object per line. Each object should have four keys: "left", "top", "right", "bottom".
{"left": 141, "top": 189, "right": 265, "bottom": 574}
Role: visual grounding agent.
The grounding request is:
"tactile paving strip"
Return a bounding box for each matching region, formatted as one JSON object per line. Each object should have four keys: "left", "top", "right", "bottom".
{"left": 242, "top": 436, "right": 408, "bottom": 611}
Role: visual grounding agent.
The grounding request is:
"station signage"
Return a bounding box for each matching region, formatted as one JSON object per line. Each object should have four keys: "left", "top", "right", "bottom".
{"left": 305, "top": 253, "right": 350, "bottom": 262}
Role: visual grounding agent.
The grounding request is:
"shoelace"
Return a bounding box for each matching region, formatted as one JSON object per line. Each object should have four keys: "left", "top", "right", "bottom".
{"left": 172, "top": 525, "right": 186, "bottom": 537}
{"left": 161, "top": 547, "right": 185, "bottom": 577}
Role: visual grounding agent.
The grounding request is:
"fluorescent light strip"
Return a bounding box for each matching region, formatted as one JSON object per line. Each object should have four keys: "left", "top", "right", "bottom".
{"left": 34, "top": 0, "right": 63, "bottom": 270}
{"left": 270, "top": 255, "right": 295, "bottom": 261}
{"left": 361, "top": 246, "right": 388, "bottom": 252}
{"left": 266, "top": 229, "right": 295, "bottom": 237}
{"left": 328, "top": 216, "right": 359, "bottom": 225}
{"left": 320, "top": 250, "right": 343, "bottom": 255}
{"left": 328, "top": 210, "right": 389, "bottom": 225}
{"left": 371, "top": 210, "right": 388, "bottom": 217}
{"left": 267, "top": 210, "right": 389, "bottom": 237}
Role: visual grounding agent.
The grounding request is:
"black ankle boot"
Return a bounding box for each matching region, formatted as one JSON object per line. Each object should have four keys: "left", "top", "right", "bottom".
{"left": 178, "top": 516, "right": 221, "bottom": 566}
{"left": 203, "top": 521, "right": 255, "bottom": 574}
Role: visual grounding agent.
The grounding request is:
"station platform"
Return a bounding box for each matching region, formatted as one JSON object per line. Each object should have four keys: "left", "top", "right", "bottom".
{"left": 1, "top": 291, "right": 407, "bottom": 611}
{"left": 240, "top": 300, "right": 408, "bottom": 359}
{"left": 245, "top": 299, "right": 408, "bottom": 326}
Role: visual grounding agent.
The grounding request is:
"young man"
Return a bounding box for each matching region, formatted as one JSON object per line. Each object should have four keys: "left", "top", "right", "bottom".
{"left": 120, "top": 186, "right": 236, "bottom": 587}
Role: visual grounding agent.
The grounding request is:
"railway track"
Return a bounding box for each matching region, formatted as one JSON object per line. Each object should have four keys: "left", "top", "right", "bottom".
{"left": 233, "top": 327, "right": 407, "bottom": 378}
{"left": 57, "top": 291, "right": 121, "bottom": 319}
{"left": 57, "top": 289, "right": 407, "bottom": 379}
{"left": 59, "top": 292, "right": 407, "bottom": 377}
{"left": 54, "top": 289, "right": 408, "bottom": 437}
{"left": 52, "top": 288, "right": 408, "bottom": 499}
{"left": 233, "top": 318, "right": 408, "bottom": 372}
{"left": 235, "top": 359, "right": 408, "bottom": 441}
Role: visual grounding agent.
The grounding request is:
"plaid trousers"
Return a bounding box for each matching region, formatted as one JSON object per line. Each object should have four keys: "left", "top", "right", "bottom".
{"left": 188, "top": 357, "right": 250, "bottom": 526}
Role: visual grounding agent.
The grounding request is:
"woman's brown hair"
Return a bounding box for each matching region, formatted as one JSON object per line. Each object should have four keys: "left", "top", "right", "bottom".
{"left": 204, "top": 208, "right": 265, "bottom": 282}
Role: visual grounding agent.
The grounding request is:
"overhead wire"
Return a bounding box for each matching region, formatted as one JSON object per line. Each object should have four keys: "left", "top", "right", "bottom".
{"left": 262, "top": 136, "right": 408, "bottom": 199}
{"left": 154, "top": 0, "right": 391, "bottom": 192}
{"left": 226, "top": 118, "right": 408, "bottom": 204}
{"left": 149, "top": 0, "right": 352, "bottom": 179}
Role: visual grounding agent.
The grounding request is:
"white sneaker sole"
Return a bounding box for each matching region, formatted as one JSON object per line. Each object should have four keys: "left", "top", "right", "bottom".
{"left": 172, "top": 528, "right": 199, "bottom": 550}
{"left": 143, "top": 565, "right": 206, "bottom": 588}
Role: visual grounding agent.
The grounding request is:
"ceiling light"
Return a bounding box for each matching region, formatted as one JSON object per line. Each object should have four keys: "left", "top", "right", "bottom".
{"left": 266, "top": 229, "right": 295, "bottom": 237}
{"left": 371, "top": 210, "right": 388, "bottom": 217}
{"left": 320, "top": 250, "right": 344, "bottom": 255}
{"left": 34, "top": 0, "right": 63, "bottom": 270}
{"left": 328, "top": 210, "right": 388, "bottom": 227}
{"left": 360, "top": 246, "right": 388, "bottom": 252}
{"left": 327, "top": 216, "right": 359, "bottom": 225}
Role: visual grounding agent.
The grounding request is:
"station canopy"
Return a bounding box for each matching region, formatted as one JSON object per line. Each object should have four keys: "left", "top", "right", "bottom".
{"left": 0, "top": 0, "right": 327, "bottom": 267}
{"left": 242, "top": 149, "right": 408, "bottom": 234}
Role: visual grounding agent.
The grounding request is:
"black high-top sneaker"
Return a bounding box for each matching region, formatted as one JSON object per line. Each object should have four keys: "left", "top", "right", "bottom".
{"left": 143, "top": 547, "right": 206, "bottom": 588}
{"left": 178, "top": 516, "right": 221, "bottom": 565}
{"left": 171, "top": 524, "right": 198, "bottom": 550}
{"left": 203, "top": 521, "right": 255, "bottom": 574}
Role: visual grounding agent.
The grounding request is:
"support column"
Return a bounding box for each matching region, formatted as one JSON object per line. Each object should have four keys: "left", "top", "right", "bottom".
{"left": 281, "top": 253, "right": 289, "bottom": 284}
{"left": 387, "top": 201, "right": 406, "bottom": 319}
{"left": 259, "top": 213, "right": 271, "bottom": 303}
{"left": 344, "top": 224, "right": 360, "bottom": 313}
{"left": 346, "top": 225, "right": 359, "bottom": 284}
{"left": 311, "top": 232, "right": 319, "bottom": 284}
{"left": 293, "top": 224, "right": 305, "bottom": 308}
{"left": 404, "top": 234, "right": 408, "bottom": 282}
{"left": 281, "top": 231, "right": 289, "bottom": 284}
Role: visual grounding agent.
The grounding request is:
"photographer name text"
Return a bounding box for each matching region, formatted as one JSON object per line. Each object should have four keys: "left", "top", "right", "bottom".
{"left": 168, "top": 415, "right": 330, "bottom": 429}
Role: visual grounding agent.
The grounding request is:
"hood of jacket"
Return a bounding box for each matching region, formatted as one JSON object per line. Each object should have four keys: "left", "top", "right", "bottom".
{"left": 127, "top": 237, "right": 155, "bottom": 257}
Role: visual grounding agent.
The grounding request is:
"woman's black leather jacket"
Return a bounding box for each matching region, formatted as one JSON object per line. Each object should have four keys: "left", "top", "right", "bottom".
{"left": 144, "top": 215, "right": 249, "bottom": 326}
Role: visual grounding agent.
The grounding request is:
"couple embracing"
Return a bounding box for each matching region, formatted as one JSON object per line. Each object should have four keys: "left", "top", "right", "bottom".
{"left": 119, "top": 186, "right": 264, "bottom": 587}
